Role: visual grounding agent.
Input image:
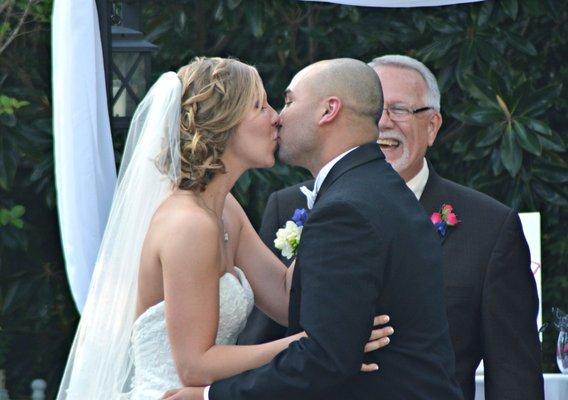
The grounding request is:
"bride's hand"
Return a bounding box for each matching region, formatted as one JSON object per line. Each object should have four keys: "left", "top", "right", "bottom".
{"left": 161, "top": 387, "right": 204, "bottom": 400}
{"left": 361, "top": 314, "right": 393, "bottom": 372}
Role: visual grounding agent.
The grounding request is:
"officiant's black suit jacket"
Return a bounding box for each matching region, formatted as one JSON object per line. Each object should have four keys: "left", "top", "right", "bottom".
{"left": 212, "top": 143, "right": 463, "bottom": 400}
{"left": 239, "top": 156, "right": 544, "bottom": 400}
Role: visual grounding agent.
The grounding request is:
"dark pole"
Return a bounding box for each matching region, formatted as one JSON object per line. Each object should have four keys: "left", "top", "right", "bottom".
{"left": 122, "top": 0, "right": 142, "bottom": 30}
{"left": 96, "top": 0, "right": 113, "bottom": 124}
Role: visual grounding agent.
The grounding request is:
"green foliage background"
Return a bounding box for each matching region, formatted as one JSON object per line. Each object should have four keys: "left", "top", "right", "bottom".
{"left": 0, "top": 0, "right": 566, "bottom": 397}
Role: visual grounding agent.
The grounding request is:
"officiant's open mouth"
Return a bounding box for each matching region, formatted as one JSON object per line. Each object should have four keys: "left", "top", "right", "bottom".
{"left": 378, "top": 138, "right": 400, "bottom": 149}
{"left": 378, "top": 137, "right": 401, "bottom": 155}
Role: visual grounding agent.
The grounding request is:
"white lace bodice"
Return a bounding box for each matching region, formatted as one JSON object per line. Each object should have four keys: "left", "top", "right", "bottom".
{"left": 129, "top": 267, "right": 254, "bottom": 399}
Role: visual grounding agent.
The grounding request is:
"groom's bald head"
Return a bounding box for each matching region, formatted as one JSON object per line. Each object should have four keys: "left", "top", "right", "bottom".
{"left": 278, "top": 58, "right": 382, "bottom": 175}
{"left": 293, "top": 58, "right": 384, "bottom": 124}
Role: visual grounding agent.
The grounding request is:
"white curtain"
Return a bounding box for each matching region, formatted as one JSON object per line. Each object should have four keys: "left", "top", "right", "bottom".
{"left": 301, "top": 0, "right": 483, "bottom": 7}
{"left": 52, "top": 0, "right": 117, "bottom": 313}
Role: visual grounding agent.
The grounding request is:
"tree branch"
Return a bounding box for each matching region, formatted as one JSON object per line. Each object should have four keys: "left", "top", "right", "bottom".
{"left": 0, "top": 0, "right": 36, "bottom": 57}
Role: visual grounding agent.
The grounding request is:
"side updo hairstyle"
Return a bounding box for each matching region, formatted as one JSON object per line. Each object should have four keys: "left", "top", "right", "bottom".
{"left": 176, "top": 57, "right": 265, "bottom": 191}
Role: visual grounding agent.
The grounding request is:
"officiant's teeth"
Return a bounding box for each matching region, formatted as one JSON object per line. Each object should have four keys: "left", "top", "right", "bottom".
{"left": 378, "top": 138, "right": 400, "bottom": 148}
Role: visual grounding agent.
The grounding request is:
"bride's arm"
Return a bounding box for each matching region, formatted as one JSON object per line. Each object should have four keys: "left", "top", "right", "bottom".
{"left": 226, "top": 194, "right": 291, "bottom": 326}
{"left": 161, "top": 210, "right": 305, "bottom": 387}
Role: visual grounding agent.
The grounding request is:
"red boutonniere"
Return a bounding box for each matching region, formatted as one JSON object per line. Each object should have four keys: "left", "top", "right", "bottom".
{"left": 430, "top": 204, "right": 459, "bottom": 237}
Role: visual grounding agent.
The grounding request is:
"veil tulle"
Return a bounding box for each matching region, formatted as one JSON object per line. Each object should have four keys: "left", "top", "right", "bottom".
{"left": 57, "top": 72, "right": 182, "bottom": 399}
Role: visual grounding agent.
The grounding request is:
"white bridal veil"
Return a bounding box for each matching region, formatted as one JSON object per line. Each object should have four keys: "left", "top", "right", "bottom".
{"left": 57, "top": 72, "right": 182, "bottom": 399}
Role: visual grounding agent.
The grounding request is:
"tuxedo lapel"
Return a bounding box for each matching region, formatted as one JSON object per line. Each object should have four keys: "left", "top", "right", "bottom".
{"left": 420, "top": 162, "right": 452, "bottom": 244}
{"left": 314, "top": 142, "right": 384, "bottom": 205}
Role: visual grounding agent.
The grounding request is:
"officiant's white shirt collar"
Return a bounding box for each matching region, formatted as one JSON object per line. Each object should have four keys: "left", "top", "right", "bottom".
{"left": 406, "top": 158, "right": 429, "bottom": 200}
{"left": 300, "top": 146, "right": 359, "bottom": 209}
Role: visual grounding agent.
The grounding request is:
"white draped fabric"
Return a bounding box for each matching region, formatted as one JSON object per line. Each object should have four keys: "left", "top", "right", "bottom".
{"left": 52, "top": 0, "right": 117, "bottom": 313}
{"left": 301, "top": 0, "right": 483, "bottom": 7}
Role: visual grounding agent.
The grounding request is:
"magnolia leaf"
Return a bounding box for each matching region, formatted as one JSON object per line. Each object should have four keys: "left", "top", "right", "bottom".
{"left": 523, "top": 118, "right": 552, "bottom": 136}
{"left": 476, "top": 124, "right": 504, "bottom": 147}
{"left": 518, "top": 84, "right": 562, "bottom": 116}
{"left": 532, "top": 180, "right": 568, "bottom": 206}
{"left": 504, "top": 31, "right": 537, "bottom": 56}
{"left": 491, "top": 148, "right": 503, "bottom": 176}
{"left": 501, "top": 0, "right": 519, "bottom": 20}
{"left": 461, "top": 75, "right": 496, "bottom": 106}
{"left": 539, "top": 132, "right": 566, "bottom": 152}
{"left": 513, "top": 120, "right": 541, "bottom": 155}
{"left": 532, "top": 164, "right": 568, "bottom": 183}
{"left": 500, "top": 125, "right": 522, "bottom": 176}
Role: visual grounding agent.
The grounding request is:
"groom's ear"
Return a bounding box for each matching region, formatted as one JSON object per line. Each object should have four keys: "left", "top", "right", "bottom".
{"left": 318, "top": 97, "right": 342, "bottom": 126}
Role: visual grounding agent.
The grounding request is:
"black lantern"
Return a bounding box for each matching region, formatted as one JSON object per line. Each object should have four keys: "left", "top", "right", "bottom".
{"left": 109, "top": 0, "right": 158, "bottom": 130}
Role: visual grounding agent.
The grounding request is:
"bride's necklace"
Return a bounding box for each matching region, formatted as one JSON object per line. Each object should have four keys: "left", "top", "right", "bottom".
{"left": 201, "top": 203, "right": 229, "bottom": 243}
{"left": 173, "top": 191, "right": 229, "bottom": 242}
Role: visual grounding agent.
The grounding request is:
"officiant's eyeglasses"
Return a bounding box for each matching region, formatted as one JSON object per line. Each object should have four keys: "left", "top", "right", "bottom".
{"left": 383, "top": 106, "right": 433, "bottom": 122}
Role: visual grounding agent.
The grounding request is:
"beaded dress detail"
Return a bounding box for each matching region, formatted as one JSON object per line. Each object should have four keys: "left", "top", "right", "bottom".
{"left": 130, "top": 267, "right": 254, "bottom": 399}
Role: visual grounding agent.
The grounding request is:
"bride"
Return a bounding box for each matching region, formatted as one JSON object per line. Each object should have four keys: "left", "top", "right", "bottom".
{"left": 57, "top": 57, "right": 391, "bottom": 399}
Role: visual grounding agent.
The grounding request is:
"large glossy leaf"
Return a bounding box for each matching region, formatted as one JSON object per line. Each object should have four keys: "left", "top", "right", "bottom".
{"left": 456, "top": 40, "right": 476, "bottom": 77}
{"left": 463, "top": 145, "right": 492, "bottom": 160}
{"left": 476, "top": 0, "right": 494, "bottom": 27}
{"left": 476, "top": 123, "right": 504, "bottom": 147}
{"left": 245, "top": 2, "right": 264, "bottom": 38}
{"left": 519, "top": 117, "right": 552, "bottom": 136}
{"left": 513, "top": 120, "right": 541, "bottom": 155}
{"left": 490, "top": 148, "right": 504, "bottom": 176}
{"left": 504, "top": 31, "right": 537, "bottom": 56}
{"left": 460, "top": 107, "right": 502, "bottom": 126}
{"left": 539, "top": 131, "right": 566, "bottom": 152}
{"left": 500, "top": 125, "right": 523, "bottom": 176}
{"left": 461, "top": 75, "right": 497, "bottom": 106}
{"left": 476, "top": 37, "right": 508, "bottom": 68}
{"left": 532, "top": 180, "right": 568, "bottom": 206}
{"left": 501, "top": 0, "right": 519, "bottom": 20}
{"left": 416, "top": 37, "right": 457, "bottom": 62}
{"left": 532, "top": 163, "right": 568, "bottom": 183}
{"left": 518, "top": 84, "right": 563, "bottom": 116}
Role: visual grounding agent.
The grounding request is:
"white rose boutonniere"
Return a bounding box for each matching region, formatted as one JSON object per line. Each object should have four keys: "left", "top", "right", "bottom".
{"left": 274, "top": 208, "right": 309, "bottom": 260}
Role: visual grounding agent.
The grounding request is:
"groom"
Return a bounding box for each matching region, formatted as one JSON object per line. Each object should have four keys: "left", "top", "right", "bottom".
{"left": 164, "top": 58, "right": 463, "bottom": 399}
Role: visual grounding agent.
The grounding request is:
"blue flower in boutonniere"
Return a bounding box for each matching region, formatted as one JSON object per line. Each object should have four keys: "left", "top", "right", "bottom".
{"left": 274, "top": 208, "right": 308, "bottom": 259}
{"left": 430, "top": 203, "right": 459, "bottom": 237}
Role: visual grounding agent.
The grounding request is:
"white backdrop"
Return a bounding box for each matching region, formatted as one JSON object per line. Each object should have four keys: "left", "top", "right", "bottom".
{"left": 52, "top": 0, "right": 117, "bottom": 313}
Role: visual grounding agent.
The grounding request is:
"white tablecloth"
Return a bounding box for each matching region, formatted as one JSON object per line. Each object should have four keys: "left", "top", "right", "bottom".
{"left": 475, "top": 374, "right": 568, "bottom": 400}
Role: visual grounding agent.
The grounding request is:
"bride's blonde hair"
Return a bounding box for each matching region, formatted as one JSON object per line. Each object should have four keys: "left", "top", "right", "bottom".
{"left": 176, "top": 57, "right": 265, "bottom": 191}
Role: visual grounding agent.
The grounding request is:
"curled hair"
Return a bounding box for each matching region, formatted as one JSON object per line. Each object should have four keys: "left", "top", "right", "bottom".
{"left": 175, "top": 57, "right": 264, "bottom": 191}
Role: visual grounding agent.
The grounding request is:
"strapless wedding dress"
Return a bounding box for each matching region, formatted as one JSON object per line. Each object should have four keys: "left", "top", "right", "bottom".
{"left": 129, "top": 267, "right": 254, "bottom": 399}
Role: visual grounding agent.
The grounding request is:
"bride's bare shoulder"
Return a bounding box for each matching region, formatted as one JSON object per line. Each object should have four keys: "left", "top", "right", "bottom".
{"left": 224, "top": 193, "right": 246, "bottom": 222}
{"left": 150, "top": 195, "right": 219, "bottom": 237}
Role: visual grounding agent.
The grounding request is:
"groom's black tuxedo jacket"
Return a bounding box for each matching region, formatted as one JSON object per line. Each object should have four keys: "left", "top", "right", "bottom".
{"left": 213, "top": 144, "right": 463, "bottom": 400}
{"left": 239, "top": 158, "right": 544, "bottom": 400}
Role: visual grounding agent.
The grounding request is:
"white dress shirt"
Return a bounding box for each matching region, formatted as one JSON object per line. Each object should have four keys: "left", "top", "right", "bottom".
{"left": 300, "top": 146, "right": 359, "bottom": 209}
{"left": 405, "top": 158, "right": 429, "bottom": 200}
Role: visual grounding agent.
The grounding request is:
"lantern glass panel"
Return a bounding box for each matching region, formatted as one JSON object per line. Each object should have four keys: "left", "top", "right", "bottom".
{"left": 112, "top": 52, "right": 147, "bottom": 118}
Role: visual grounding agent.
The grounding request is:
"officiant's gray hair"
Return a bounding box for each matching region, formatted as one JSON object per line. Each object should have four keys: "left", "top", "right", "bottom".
{"left": 368, "top": 55, "right": 440, "bottom": 111}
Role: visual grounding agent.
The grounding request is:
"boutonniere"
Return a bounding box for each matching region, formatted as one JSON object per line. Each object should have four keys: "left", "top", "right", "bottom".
{"left": 274, "top": 208, "right": 308, "bottom": 259}
{"left": 430, "top": 204, "right": 459, "bottom": 237}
